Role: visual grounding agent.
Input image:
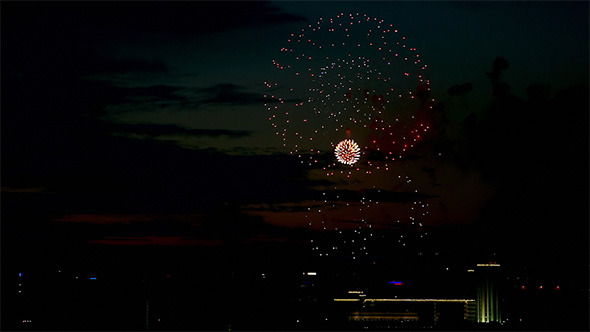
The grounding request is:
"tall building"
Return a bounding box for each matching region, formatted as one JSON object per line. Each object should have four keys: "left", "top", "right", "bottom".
{"left": 474, "top": 263, "right": 502, "bottom": 323}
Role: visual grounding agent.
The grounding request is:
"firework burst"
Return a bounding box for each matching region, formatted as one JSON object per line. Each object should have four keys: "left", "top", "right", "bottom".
{"left": 334, "top": 139, "right": 361, "bottom": 165}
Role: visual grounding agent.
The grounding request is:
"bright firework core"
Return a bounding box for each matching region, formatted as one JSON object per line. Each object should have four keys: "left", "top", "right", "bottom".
{"left": 335, "top": 139, "right": 361, "bottom": 165}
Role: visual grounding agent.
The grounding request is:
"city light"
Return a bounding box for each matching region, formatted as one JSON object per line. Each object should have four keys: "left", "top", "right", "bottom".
{"left": 334, "top": 298, "right": 475, "bottom": 303}
{"left": 365, "top": 299, "right": 475, "bottom": 303}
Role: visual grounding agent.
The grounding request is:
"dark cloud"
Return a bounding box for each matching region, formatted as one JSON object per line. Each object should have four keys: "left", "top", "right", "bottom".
{"left": 243, "top": 188, "right": 435, "bottom": 214}
{"left": 111, "top": 123, "right": 252, "bottom": 138}
{"left": 244, "top": 203, "right": 324, "bottom": 213}
{"left": 97, "top": 58, "right": 168, "bottom": 74}
{"left": 2, "top": 22, "right": 306, "bottom": 210}
{"left": 73, "top": 54, "right": 169, "bottom": 77}
{"left": 73, "top": 205, "right": 295, "bottom": 247}
{"left": 122, "top": 85, "right": 185, "bottom": 102}
{"left": 447, "top": 82, "right": 473, "bottom": 95}
{"left": 321, "top": 189, "right": 435, "bottom": 203}
{"left": 88, "top": 236, "right": 224, "bottom": 247}
{"left": 2, "top": 129, "right": 316, "bottom": 216}
{"left": 197, "top": 83, "right": 284, "bottom": 106}
{"left": 2, "top": 2, "right": 303, "bottom": 86}
{"left": 80, "top": 83, "right": 186, "bottom": 109}
{"left": 2, "top": 20, "right": 168, "bottom": 80}
{"left": 2, "top": 2, "right": 307, "bottom": 42}
{"left": 101, "top": 82, "right": 296, "bottom": 114}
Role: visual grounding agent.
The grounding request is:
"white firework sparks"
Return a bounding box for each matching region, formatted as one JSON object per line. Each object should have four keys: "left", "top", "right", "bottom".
{"left": 335, "top": 139, "right": 361, "bottom": 165}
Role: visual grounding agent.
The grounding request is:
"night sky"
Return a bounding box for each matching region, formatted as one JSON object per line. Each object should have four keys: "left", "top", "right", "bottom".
{"left": 2, "top": 1, "right": 588, "bottom": 284}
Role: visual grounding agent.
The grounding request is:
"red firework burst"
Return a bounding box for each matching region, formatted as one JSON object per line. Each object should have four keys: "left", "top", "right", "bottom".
{"left": 335, "top": 139, "right": 361, "bottom": 165}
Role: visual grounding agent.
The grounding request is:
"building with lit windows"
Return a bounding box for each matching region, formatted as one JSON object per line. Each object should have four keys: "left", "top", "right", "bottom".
{"left": 333, "top": 298, "right": 476, "bottom": 329}
{"left": 474, "top": 263, "right": 502, "bottom": 323}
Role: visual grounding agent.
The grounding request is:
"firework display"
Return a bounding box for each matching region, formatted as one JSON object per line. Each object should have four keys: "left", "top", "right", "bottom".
{"left": 265, "top": 12, "right": 435, "bottom": 175}
{"left": 303, "top": 181, "right": 431, "bottom": 260}
{"left": 265, "top": 13, "right": 434, "bottom": 259}
{"left": 334, "top": 139, "right": 361, "bottom": 165}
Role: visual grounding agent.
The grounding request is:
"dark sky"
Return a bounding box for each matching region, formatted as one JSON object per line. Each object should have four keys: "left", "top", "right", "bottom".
{"left": 2, "top": 1, "right": 588, "bottom": 272}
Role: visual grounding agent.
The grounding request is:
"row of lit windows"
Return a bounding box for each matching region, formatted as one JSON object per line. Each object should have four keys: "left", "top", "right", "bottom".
{"left": 335, "top": 298, "right": 475, "bottom": 303}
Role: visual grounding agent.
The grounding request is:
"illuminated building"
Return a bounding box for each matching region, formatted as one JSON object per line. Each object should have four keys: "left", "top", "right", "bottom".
{"left": 349, "top": 310, "right": 419, "bottom": 322}
{"left": 474, "top": 263, "right": 502, "bottom": 323}
{"left": 333, "top": 298, "right": 476, "bottom": 328}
